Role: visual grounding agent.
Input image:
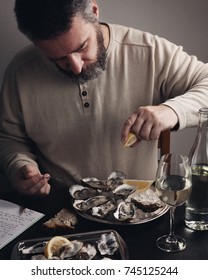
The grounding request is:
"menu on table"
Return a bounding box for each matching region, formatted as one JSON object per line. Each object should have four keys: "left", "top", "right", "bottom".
{"left": 0, "top": 199, "right": 44, "bottom": 249}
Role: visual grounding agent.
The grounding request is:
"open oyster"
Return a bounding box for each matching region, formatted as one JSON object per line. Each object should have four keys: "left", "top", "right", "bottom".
{"left": 69, "top": 184, "right": 97, "bottom": 200}
{"left": 106, "top": 171, "right": 127, "bottom": 190}
{"left": 73, "top": 195, "right": 109, "bottom": 211}
{"left": 114, "top": 201, "right": 136, "bottom": 221}
{"left": 75, "top": 244, "right": 97, "bottom": 260}
{"left": 97, "top": 232, "right": 119, "bottom": 256}
{"left": 113, "top": 183, "right": 137, "bottom": 198}
{"left": 91, "top": 200, "right": 117, "bottom": 218}
{"left": 55, "top": 240, "right": 84, "bottom": 259}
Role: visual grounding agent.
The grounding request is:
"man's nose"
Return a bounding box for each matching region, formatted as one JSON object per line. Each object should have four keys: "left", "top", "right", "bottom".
{"left": 66, "top": 53, "right": 84, "bottom": 74}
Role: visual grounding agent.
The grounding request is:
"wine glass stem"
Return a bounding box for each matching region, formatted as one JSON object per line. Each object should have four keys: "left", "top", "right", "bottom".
{"left": 168, "top": 206, "right": 177, "bottom": 242}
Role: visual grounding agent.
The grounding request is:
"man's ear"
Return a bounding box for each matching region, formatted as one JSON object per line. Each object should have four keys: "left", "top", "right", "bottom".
{"left": 92, "top": 0, "right": 99, "bottom": 19}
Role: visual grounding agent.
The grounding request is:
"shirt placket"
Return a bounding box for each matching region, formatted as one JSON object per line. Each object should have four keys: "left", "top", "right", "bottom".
{"left": 79, "top": 84, "right": 91, "bottom": 113}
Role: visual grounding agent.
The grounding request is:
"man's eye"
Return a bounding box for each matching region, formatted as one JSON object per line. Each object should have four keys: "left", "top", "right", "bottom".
{"left": 77, "top": 45, "right": 87, "bottom": 53}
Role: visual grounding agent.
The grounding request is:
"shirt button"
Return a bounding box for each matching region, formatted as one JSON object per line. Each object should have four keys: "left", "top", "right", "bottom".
{"left": 84, "top": 102, "right": 90, "bottom": 108}
{"left": 82, "top": 91, "right": 87, "bottom": 96}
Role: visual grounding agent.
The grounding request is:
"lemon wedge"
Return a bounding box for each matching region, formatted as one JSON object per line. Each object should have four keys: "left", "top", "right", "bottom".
{"left": 123, "top": 132, "right": 137, "bottom": 147}
{"left": 124, "top": 179, "right": 154, "bottom": 192}
{"left": 44, "top": 236, "right": 71, "bottom": 259}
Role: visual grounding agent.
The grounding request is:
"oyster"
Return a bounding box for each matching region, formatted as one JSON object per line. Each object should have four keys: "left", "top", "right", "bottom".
{"left": 91, "top": 200, "right": 117, "bottom": 218}
{"left": 129, "top": 187, "right": 163, "bottom": 212}
{"left": 19, "top": 241, "right": 47, "bottom": 255}
{"left": 75, "top": 244, "right": 97, "bottom": 260}
{"left": 107, "top": 171, "right": 126, "bottom": 190}
{"left": 114, "top": 201, "right": 136, "bottom": 221}
{"left": 129, "top": 187, "right": 160, "bottom": 203}
{"left": 82, "top": 177, "right": 99, "bottom": 183}
{"left": 97, "top": 232, "right": 119, "bottom": 256}
{"left": 82, "top": 177, "right": 108, "bottom": 190}
{"left": 56, "top": 240, "right": 84, "bottom": 259}
{"left": 107, "top": 171, "right": 126, "bottom": 181}
{"left": 69, "top": 184, "right": 97, "bottom": 199}
{"left": 113, "top": 183, "right": 137, "bottom": 198}
{"left": 73, "top": 195, "right": 109, "bottom": 211}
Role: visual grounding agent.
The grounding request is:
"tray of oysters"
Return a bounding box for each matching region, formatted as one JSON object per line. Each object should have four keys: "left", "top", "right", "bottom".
{"left": 11, "top": 230, "right": 128, "bottom": 260}
{"left": 69, "top": 171, "right": 169, "bottom": 225}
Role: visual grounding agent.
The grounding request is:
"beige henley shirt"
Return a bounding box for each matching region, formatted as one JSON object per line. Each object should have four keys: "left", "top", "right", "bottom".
{"left": 1, "top": 23, "right": 208, "bottom": 185}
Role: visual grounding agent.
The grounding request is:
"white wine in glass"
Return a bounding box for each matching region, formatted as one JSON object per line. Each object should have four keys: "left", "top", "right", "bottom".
{"left": 155, "top": 153, "right": 192, "bottom": 252}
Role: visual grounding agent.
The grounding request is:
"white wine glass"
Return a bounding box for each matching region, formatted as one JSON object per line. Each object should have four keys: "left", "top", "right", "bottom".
{"left": 155, "top": 153, "right": 192, "bottom": 252}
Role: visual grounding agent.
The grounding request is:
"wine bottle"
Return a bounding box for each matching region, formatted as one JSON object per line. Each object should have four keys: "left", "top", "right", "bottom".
{"left": 185, "top": 108, "right": 208, "bottom": 230}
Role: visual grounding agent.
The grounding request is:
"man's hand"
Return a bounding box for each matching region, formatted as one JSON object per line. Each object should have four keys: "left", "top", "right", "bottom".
{"left": 13, "top": 164, "right": 51, "bottom": 196}
{"left": 121, "top": 105, "right": 178, "bottom": 146}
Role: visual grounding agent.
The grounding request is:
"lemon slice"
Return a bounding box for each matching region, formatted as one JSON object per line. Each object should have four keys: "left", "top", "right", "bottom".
{"left": 124, "top": 179, "right": 154, "bottom": 192}
{"left": 44, "top": 236, "right": 71, "bottom": 259}
{"left": 123, "top": 132, "right": 137, "bottom": 147}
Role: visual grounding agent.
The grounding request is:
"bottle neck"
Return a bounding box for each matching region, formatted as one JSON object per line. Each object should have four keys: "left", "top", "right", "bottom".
{"left": 198, "top": 109, "right": 208, "bottom": 134}
{"left": 189, "top": 108, "right": 208, "bottom": 165}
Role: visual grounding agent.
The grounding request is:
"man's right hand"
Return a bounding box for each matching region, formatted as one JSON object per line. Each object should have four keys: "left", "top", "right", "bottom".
{"left": 13, "top": 164, "right": 51, "bottom": 196}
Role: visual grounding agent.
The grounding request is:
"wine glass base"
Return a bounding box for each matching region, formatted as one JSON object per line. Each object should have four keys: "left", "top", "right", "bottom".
{"left": 156, "top": 235, "right": 186, "bottom": 252}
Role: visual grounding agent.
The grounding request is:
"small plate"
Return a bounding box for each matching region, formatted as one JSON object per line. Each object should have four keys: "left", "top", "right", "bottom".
{"left": 11, "top": 230, "right": 129, "bottom": 260}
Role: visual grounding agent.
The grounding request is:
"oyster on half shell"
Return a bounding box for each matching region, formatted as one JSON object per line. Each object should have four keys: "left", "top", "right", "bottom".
{"left": 97, "top": 232, "right": 119, "bottom": 256}
{"left": 75, "top": 243, "right": 97, "bottom": 260}
{"left": 114, "top": 201, "right": 136, "bottom": 221}
{"left": 55, "top": 240, "right": 83, "bottom": 259}
{"left": 69, "top": 184, "right": 97, "bottom": 200}
{"left": 106, "top": 171, "right": 127, "bottom": 190}
{"left": 91, "top": 200, "right": 117, "bottom": 218}
{"left": 113, "top": 183, "right": 137, "bottom": 198}
{"left": 73, "top": 195, "right": 109, "bottom": 212}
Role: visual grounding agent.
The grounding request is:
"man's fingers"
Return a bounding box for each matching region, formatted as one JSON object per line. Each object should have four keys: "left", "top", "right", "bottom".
{"left": 26, "top": 175, "right": 51, "bottom": 195}
{"left": 121, "top": 112, "right": 138, "bottom": 143}
{"left": 20, "top": 164, "right": 39, "bottom": 179}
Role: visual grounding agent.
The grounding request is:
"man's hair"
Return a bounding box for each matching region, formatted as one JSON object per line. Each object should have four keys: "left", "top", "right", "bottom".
{"left": 14, "top": 0, "right": 96, "bottom": 41}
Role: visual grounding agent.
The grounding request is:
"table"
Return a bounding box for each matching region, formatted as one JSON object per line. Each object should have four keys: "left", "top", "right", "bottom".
{"left": 0, "top": 182, "right": 208, "bottom": 260}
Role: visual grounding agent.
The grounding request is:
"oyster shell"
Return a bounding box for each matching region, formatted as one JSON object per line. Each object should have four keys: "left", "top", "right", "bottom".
{"left": 97, "top": 232, "right": 119, "bottom": 256}
{"left": 91, "top": 200, "right": 117, "bottom": 218}
{"left": 129, "top": 187, "right": 163, "bottom": 212}
{"left": 107, "top": 171, "right": 126, "bottom": 181}
{"left": 69, "top": 184, "right": 97, "bottom": 199}
{"left": 113, "top": 183, "right": 137, "bottom": 198}
{"left": 114, "top": 201, "right": 136, "bottom": 221}
{"left": 107, "top": 171, "right": 126, "bottom": 190}
{"left": 128, "top": 187, "right": 160, "bottom": 203}
{"left": 82, "top": 177, "right": 108, "bottom": 190}
{"left": 75, "top": 243, "right": 97, "bottom": 260}
{"left": 19, "top": 241, "right": 47, "bottom": 255}
{"left": 73, "top": 195, "right": 109, "bottom": 211}
{"left": 56, "top": 240, "right": 84, "bottom": 259}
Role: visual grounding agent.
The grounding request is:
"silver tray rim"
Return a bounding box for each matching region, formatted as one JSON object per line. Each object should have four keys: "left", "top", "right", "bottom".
{"left": 75, "top": 203, "right": 169, "bottom": 225}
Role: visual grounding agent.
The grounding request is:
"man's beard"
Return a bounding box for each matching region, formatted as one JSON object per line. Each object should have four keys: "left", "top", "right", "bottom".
{"left": 56, "top": 26, "right": 107, "bottom": 84}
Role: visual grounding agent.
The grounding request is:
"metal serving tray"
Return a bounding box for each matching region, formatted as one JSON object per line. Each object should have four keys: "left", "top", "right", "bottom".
{"left": 11, "top": 229, "right": 129, "bottom": 260}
